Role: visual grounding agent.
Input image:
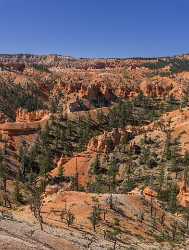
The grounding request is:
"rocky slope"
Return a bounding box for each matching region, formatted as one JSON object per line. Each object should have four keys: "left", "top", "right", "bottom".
{"left": 0, "top": 54, "right": 189, "bottom": 249}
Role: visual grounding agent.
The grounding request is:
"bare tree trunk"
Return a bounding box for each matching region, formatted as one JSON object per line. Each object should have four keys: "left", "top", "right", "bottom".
{"left": 113, "top": 240, "right": 117, "bottom": 250}
{"left": 38, "top": 212, "right": 43, "bottom": 231}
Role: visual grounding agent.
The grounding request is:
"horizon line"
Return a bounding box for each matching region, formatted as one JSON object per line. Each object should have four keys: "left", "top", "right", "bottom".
{"left": 0, "top": 52, "right": 188, "bottom": 60}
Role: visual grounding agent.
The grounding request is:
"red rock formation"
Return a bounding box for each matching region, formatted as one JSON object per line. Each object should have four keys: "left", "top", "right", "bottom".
{"left": 16, "top": 108, "right": 49, "bottom": 122}
{"left": 87, "top": 128, "right": 123, "bottom": 153}
{"left": 140, "top": 77, "right": 174, "bottom": 98}
{"left": 143, "top": 187, "right": 157, "bottom": 198}
{"left": 0, "top": 112, "right": 10, "bottom": 124}
{"left": 0, "top": 111, "right": 50, "bottom": 137}
{"left": 178, "top": 179, "right": 189, "bottom": 207}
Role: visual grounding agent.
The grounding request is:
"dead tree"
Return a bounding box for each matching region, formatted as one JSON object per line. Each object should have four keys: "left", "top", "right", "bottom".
{"left": 29, "top": 179, "right": 46, "bottom": 231}
{"left": 160, "top": 211, "right": 166, "bottom": 226}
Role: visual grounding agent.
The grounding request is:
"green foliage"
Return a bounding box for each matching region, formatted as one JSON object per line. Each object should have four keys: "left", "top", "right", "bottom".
{"left": 91, "top": 156, "right": 101, "bottom": 175}
{"left": 88, "top": 201, "right": 101, "bottom": 231}
{"left": 107, "top": 101, "right": 134, "bottom": 128}
{"left": 38, "top": 150, "right": 52, "bottom": 176}
{"left": 158, "top": 183, "right": 179, "bottom": 213}
{"left": 123, "top": 68, "right": 132, "bottom": 79}
{"left": 143, "top": 60, "right": 170, "bottom": 70}
{"left": 122, "top": 179, "right": 136, "bottom": 193}
{"left": 32, "top": 64, "right": 50, "bottom": 73}
{"left": 107, "top": 160, "right": 119, "bottom": 191}
{"left": 143, "top": 58, "right": 189, "bottom": 74}
{"left": 0, "top": 79, "right": 45, "bottom": 120}
{"left": 0, "top": 151, "right": 8, "bottom": 191}
{"left": 106, "top": 218, "right": 121, "bottom": 250}
{"left": 157, "top": 166, "right": 165, "bottom": 192}
{"left": 13, "top": 178, "right": 24, "bottom": 204}
{"left": 58, "top": 166, "right": 65, "bottom": 182}
{"left": 48, "top": 91, "right": 64, "bottom": 113}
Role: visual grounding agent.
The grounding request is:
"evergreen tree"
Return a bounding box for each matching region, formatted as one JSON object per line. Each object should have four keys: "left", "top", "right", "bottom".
{"left": 58, "top": 166, "right": 65, "bottom": 182}
{"left": 107, "top": 159, "right": 119, "bottom": 192}
{"left": 107, "top": 218, "right": 121, "bottom": 250}
{"left": 13, "top": 177, "right": 24, "bottom": 204}
{"left": 91, "top": 155, "right": 101, "bottom": 175}
{"left": 168, "top": 183, "right": 178, "bottom": 213}
{"left": 38, "top": 150, "right": 52, "bottom": 177}
{"left": 0, "top": 151, "right": 7, "bottom": 192}
{"left": 88, "top": 201, "right": 101, "bottom": 232}
{"left": 158, "top": 166, "right": 165, "bottom": 193}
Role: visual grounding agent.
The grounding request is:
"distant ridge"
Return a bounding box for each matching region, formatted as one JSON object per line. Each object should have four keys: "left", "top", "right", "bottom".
{"left": 0, "top": 53, "right": 188, "bottom": 61}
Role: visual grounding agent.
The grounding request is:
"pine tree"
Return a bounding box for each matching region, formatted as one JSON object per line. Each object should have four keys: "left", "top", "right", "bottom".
{"left": 0, "top": 151, "right": 7, "bottom": 192}
{"left": 91, "top": 155, "right": 101, "bottom": 175}
{"left": 38, "top": 150, "right": 52, "bottom": 177}
{"left": 108, "top": 218, "right": 121, "bottom": 250}
{"left": 158, "top": 166, "right": 165, "bottom": 193}
{"left": 88, "top": 197, "right": 101, "bottom": 232}
{"left": 107, "top": 159, "right": 118, "bottom": 192}
{"left": 13, "top": 177, "right": 24, "bottom": 204}
{"left": 58, "top": 166, "right": 64, "bottom": 182}
{"left": 168, "top": 183, "right": 178, "bottom": 213}
{"left": 18, "top": 142, "right": 29, "bottom": 180}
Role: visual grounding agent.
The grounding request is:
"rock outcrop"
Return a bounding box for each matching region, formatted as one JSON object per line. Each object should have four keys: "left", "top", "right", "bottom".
{"left": 178, "top": 179, "right": 189, "bottom": 207}
{"left": 140, "top": 77, "right": 174, "bottom": 98}
{"left": 16, "top": 108, "right": 49, "bottom": 122}
{"left": 87, "top": 128, "right": 122, "bottom": 153}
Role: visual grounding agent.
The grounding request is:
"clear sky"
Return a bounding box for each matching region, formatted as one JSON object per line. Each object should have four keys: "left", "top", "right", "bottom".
{"left": 0, "top": 0, "right": 188, "bottom": 58}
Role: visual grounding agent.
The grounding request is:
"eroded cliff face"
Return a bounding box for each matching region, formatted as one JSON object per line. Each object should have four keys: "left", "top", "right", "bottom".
{"left": 1, "top": 55, "right": 189, "bottom": 249}
{"left": 139, "top": 77, "right": 174, "bottom": 98}
{"left": 0, "top": 109, "right": 49, "bottom": 137}
{"left": 178, "top": 179, "right": 189, "bottom": 207}
{"left": 87, "top": 128, "right": 128, "bottom": 153}
{"left": 0, "top": 112, "right": 10, "bottom": 123}
{"left": 1, "top": 55, "right": 189, "bottom": 119}
{"left": 16, "top": 108, "right": 49, "bottom": 122}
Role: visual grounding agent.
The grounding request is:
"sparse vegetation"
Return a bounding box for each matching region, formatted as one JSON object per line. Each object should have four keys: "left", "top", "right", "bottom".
{"left": 0, "top": 55, "right": 189, "bottom": 249}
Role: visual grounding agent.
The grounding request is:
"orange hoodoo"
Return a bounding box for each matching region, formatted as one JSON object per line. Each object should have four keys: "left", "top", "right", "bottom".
{"left": 143, "top": 187, "right": 157, "bottom": 198}
{"left": 178, "top": 179, "right": 189, "bottom": 208}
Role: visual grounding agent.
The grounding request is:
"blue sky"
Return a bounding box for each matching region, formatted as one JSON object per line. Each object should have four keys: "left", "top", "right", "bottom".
{"left": 0, "top": 0, "right": 188, "bottom": 58}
